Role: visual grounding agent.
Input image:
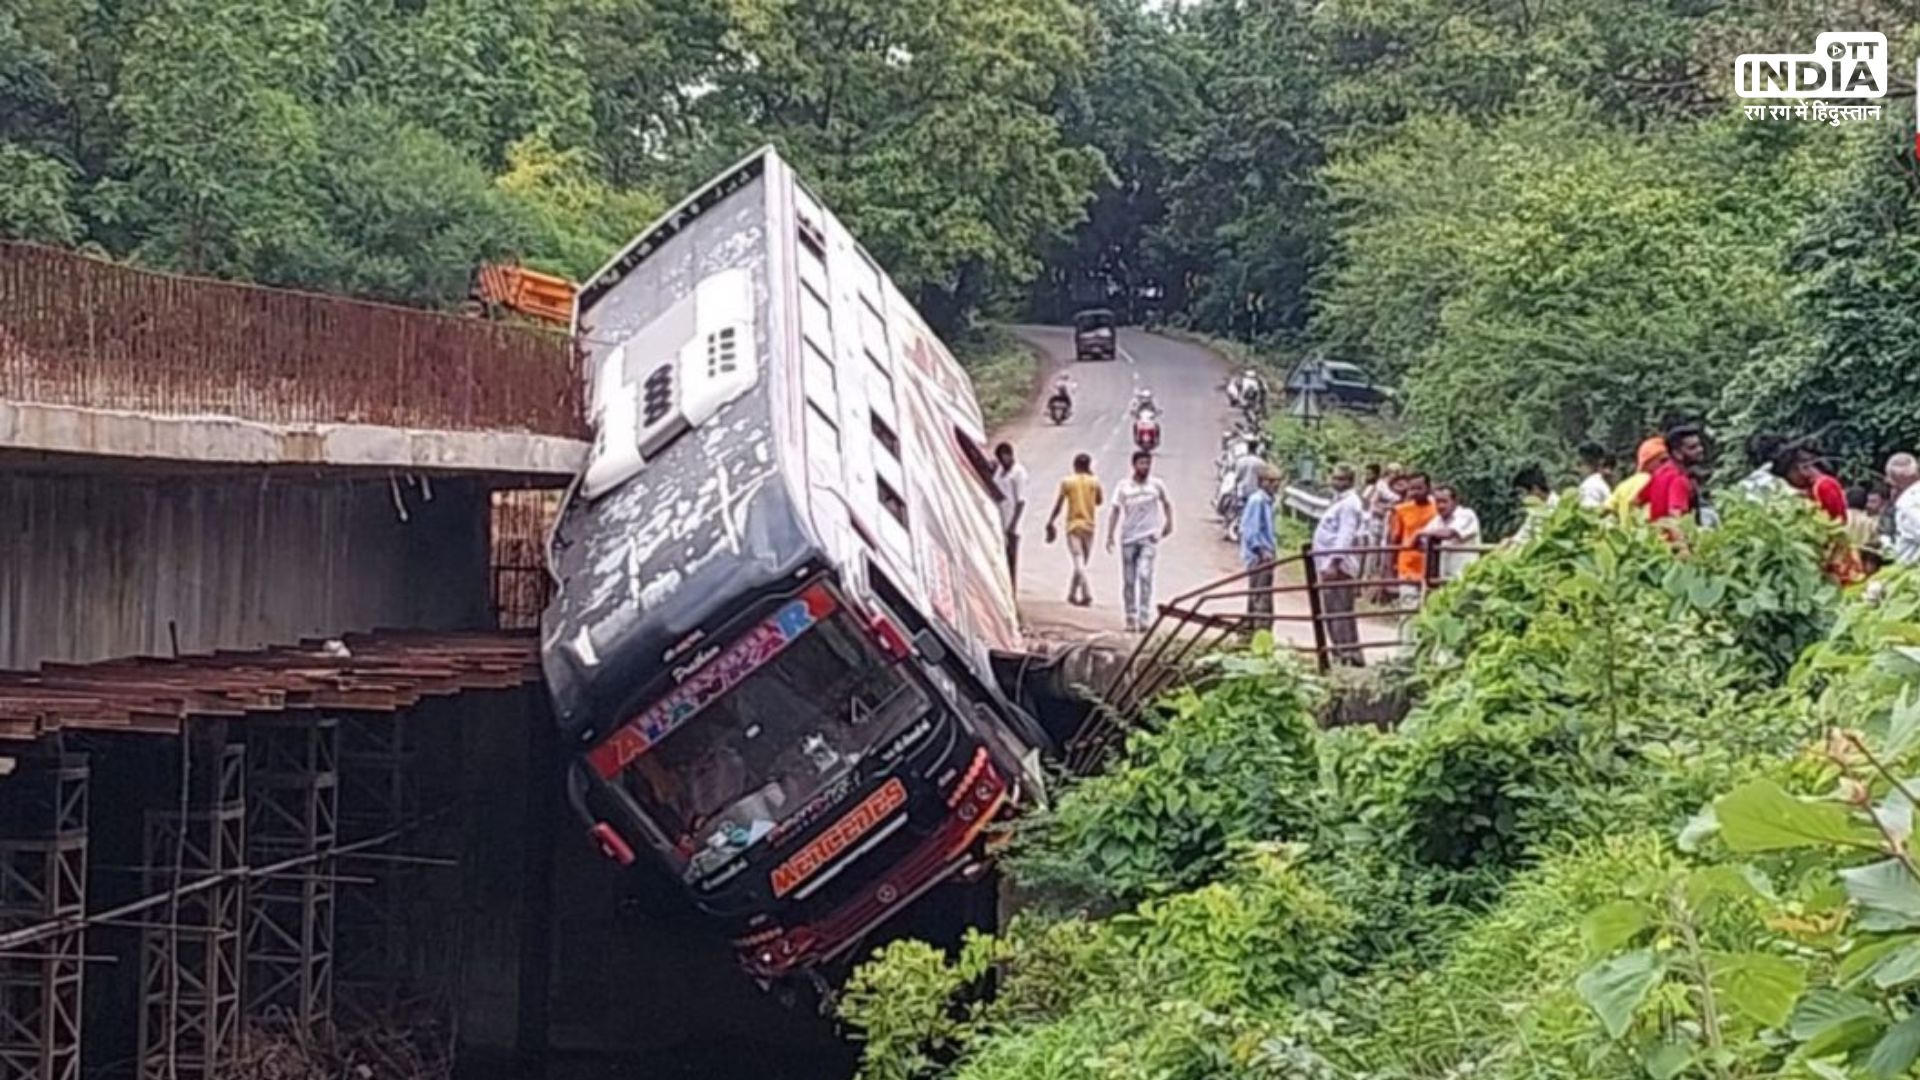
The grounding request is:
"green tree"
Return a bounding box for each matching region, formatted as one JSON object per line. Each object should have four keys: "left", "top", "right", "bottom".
{"left": 1719, "top": 120, "right": 1920, "bottom": 480}
{"left": 104, "top": 0, "right": 329, "bottom": 276}
{"left": 672, "top": 0, "right": 1104, "bottom": 331}
{"left": 0, "top": 143, "right": 81, "bottom": 244}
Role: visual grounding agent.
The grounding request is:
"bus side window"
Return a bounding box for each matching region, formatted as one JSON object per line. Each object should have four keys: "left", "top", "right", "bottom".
{"left": 953, "top": 428, "right": 999, "bottom": 499}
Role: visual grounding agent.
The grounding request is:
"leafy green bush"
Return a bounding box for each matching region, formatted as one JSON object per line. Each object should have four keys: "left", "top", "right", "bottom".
{"left": 843, "top": 845, "right": 1351, "bottom": 1080}
{"left": 1004, "top": 649, "right": 1323, "bottom": 911}
{"left": 845, "top": 479, "right": 1859, "bottom": 1080}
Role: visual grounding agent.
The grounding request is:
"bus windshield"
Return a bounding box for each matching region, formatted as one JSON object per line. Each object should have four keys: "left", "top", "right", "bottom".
{"left": 613, "top": 612, "right": 931, "bottom": 878}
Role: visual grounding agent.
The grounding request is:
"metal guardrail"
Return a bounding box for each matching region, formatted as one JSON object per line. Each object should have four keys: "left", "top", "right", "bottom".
{"left": 1281, "top": 485, "right": 1329, "bottom": 522}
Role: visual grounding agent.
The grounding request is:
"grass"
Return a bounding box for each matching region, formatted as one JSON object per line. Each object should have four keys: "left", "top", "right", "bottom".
{"left": 955, "top": 324, "right": 1043, "bottom": 431}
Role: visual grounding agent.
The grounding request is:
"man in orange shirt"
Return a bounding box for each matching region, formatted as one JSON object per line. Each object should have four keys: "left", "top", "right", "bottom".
{"left": 1384, "top": 472, "right": 1438, "bottom": 595}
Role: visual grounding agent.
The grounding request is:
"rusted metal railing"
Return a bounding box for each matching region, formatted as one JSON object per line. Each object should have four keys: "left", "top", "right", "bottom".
{"left": 0, "top": 242, "right": 586, "bottom": 437}
{"left": 1070, "top": 542, "right": 1493, "bottom": 774}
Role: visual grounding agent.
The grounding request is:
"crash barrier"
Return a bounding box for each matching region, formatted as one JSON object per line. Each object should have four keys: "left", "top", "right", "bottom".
{"left": 1280, "top": 485, "right": 1330, "bottom": 522}
{"left": 1070, "top": 541, "right": 1492, "bottom": 775}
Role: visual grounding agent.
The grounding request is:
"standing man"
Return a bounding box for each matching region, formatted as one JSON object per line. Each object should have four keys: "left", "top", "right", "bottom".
{"left": 1383, "top": 472, "right": 1437, "bottom": 600}
{"left": 1044, "top": 453, "right": 1104, "bottom": 607}
{"left": 1418, "top": 485, "right": 1483, "bottom": 581}
{"left": 1887, "top": 453, "right": 1920, "bottom": 565}
{"left": 1312, "top": 464, "right": 1366, "bottom": 666}
{"left": 1239, "top": 464, "right": 1282, "bottom": 637}
{"left": 1607, "top": 437, "right": 1666, "bottom": 521}
{"left": 993, "top": 442, "right": 1029, "bottom": 584}
{"left": 1107, "top": 450, "right": 1175, "bottom": 633}
{"left": 1643, "top": 425, "right": 1710, "bottom": 523}
{"left": 1510, "top": 463, "right": 1556, "bottom": 544}
{"left": 1234, "top": 439, "right": 1269, "bottom": 504}
{"left": 1776, "top": 446, "right": 1847, "bottom": 521}
{"left": 1576, "top": 442, "right": 1613, "bottom": 508}
{"left": 1740, "top": 432, "right": 1788, "bottom": 499}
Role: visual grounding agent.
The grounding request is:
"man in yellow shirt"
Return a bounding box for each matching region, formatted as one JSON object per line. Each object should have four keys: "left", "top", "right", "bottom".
{"left": 1045, "top": 453, "right": 1104, "bottom": 607}
{"left": 1605, "top": 436, "right": 1667, "bottom": 521}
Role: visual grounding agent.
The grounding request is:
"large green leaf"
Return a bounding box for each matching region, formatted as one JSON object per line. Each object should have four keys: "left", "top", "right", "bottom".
{"left": 1582, "top": 900, "right": 1653, "bottom": 958}
{"left": 1641, "top": 1041, "right": 1691, "bottom": 1080}
{"left": 1842, "top": 860, "right": 1920, "bottom": 932}
{"left": 1709, "top": 951, "right": 1805, "bottom": 1028}
{"left": 1716, "top": 780, "right": 1865, "bottom": 852}
{"left": 1867, "top": 1012, "right": 1920, "bottom": 1079}
{"left": 1791, "top": 989, "right": 1882, "bottom": 1040}
{"left": 1871, "top": 941, "right": 1920, "bottom": 990}
{"left": 1577, "top": 948, "right": 1664, "bottom": 1039}
{"left": 1884, "top": 686, "right": 1920, "bottom": 759}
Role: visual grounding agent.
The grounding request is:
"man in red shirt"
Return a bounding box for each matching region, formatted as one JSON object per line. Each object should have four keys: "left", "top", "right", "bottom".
{"left": 1773, "top": 445, "right": 1846, "bottom": 520}
{"left": 1642, "top": 425, "right": 1710, "bottom": 521}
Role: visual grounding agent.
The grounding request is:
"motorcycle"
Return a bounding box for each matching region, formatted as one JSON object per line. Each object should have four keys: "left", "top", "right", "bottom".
{"left": 1215, "top": 475, "right": 1243, "bottom": 543}
{"left": 1134, "top": 408, "right": 1161, "bottom": 453}
{"left": 1047, "top": 391, "right": 1072, "bottom": 424}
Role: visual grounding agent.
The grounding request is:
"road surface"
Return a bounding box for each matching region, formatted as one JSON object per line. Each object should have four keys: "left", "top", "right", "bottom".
{"left": 999, "top": 327, "right": 1309, "bottom": 645}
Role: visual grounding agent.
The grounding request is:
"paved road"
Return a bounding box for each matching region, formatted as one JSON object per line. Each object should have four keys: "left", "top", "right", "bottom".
{"left": 998, "top": 327, "right": 1269, "bottom": 643}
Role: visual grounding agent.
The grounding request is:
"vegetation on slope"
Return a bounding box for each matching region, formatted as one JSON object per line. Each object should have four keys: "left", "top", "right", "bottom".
{"left": 834, "top": 497, "right": 1920, "bottom": 1080}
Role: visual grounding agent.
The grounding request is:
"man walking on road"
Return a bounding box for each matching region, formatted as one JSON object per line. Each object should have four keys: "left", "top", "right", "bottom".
{"left": 993, "top": 442, "right": 1029, "bottom": 583}
{"left": 1312, "top": 464, "right": 1366, "bottom": 666}
{"left": 1239, "top": 464, "right": 1281, "bottom": 637}
{"left": 1044, "top": 453, "right": 1104, "bottom": 607}
{"left": 1107, "top": 450, "right": 1174, "bottom": 633}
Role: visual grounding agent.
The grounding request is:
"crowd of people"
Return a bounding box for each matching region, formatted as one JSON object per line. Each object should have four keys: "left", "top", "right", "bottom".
{"left": 987, "top": 414, "right": 1920, "bottom": 649}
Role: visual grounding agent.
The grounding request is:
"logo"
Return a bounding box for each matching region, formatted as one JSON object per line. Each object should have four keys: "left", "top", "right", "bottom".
{"left": 670, "top": 646, "right": 719, "bottom": 683}
{"left": 587, "top": 586, "right": 837, "bottom": 778}
{"left": 879, "top": 718, "right": 934, "bottom": 763}
{"left": 1735, "top": 32, "right": 1886, "bottom": 99}
{"left": 770, "top": 779, "right": 908, "bottom": 898}
{"left": 1736, "top": 32, "right": 1889, "bottom": 126}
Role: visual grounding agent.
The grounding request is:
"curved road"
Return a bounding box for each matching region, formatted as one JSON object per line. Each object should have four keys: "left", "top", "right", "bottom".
{"left": 999, "top": 327, "right": 1254, "bottom": 642}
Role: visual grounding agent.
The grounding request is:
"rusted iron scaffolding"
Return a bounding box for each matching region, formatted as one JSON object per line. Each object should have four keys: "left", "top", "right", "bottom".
{"left": 138, "top": 731, "right": 244, "bottom": 1080}
{"left": 0, "top": 749, "right": 87, "bottom": 1080}
{"left": 244, "top": 717, "right": 339, "bottom": 1044}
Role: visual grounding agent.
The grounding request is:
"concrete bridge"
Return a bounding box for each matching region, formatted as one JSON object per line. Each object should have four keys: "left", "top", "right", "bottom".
{"left": 0, "top": 245, "right": 847, "bottom": 1080}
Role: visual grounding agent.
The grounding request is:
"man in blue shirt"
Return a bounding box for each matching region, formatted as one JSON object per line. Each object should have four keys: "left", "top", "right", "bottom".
{"left": 1239, "top": 464, "right": 1281, "bottom": 637}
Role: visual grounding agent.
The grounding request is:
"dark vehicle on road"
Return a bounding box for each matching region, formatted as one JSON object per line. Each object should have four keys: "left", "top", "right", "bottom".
{"left": 1073, "top": 308, "right": 1117, "bottom": 362}
{"left": 542, "top": 148, "right": 1054, "bottom": 986}
{"left": 1285, "top": 359, "right": 1392, "bottom": 413}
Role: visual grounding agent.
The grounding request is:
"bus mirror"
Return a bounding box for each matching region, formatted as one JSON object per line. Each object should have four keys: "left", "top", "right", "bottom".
{"left": 914, "top": 628, "right": 946, "bottom": 664}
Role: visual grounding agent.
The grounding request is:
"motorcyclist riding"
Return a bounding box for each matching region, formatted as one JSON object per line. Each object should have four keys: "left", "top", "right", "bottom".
{"left": 1050, "top": 373, "right": 1075, "bottom": 409}
{"left": 1131, "top": 387, "right": 1157, "bottom": 419}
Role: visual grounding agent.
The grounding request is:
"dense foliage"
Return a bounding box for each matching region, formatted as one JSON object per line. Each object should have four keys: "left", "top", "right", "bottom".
{"left": 1035, "top": 3, "right": 1920, "bottom": 522}
{"left": 0, "top": 0, "right": 1099, "bottom": 323}
{"left": 831, "top": 497, "right": 1920, "bottom": 1080}
{"left": 13, "top": 1, "right": 1920, "bottom": 480}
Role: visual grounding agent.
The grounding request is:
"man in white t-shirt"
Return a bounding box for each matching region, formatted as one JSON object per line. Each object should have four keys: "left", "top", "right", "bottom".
{"left": 1888, "top": 453, "right": 1920, "bottom": 565}
{"left": 1417, "top": 484, "right": 1482, "bottom": 582}
{"left": 993, "top": 442, "right": 1030, "bottom": 584}
{"left": 1106, "top": 450, "right": 1175, "bottom": 632}
{"left": 1576, "top": 442, "right": 1612, "bottom": 509}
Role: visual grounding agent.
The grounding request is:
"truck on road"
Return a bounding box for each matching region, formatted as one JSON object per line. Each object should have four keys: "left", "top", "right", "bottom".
{"left": 540, "top": 148, "right": 1057, "bottom": 983}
